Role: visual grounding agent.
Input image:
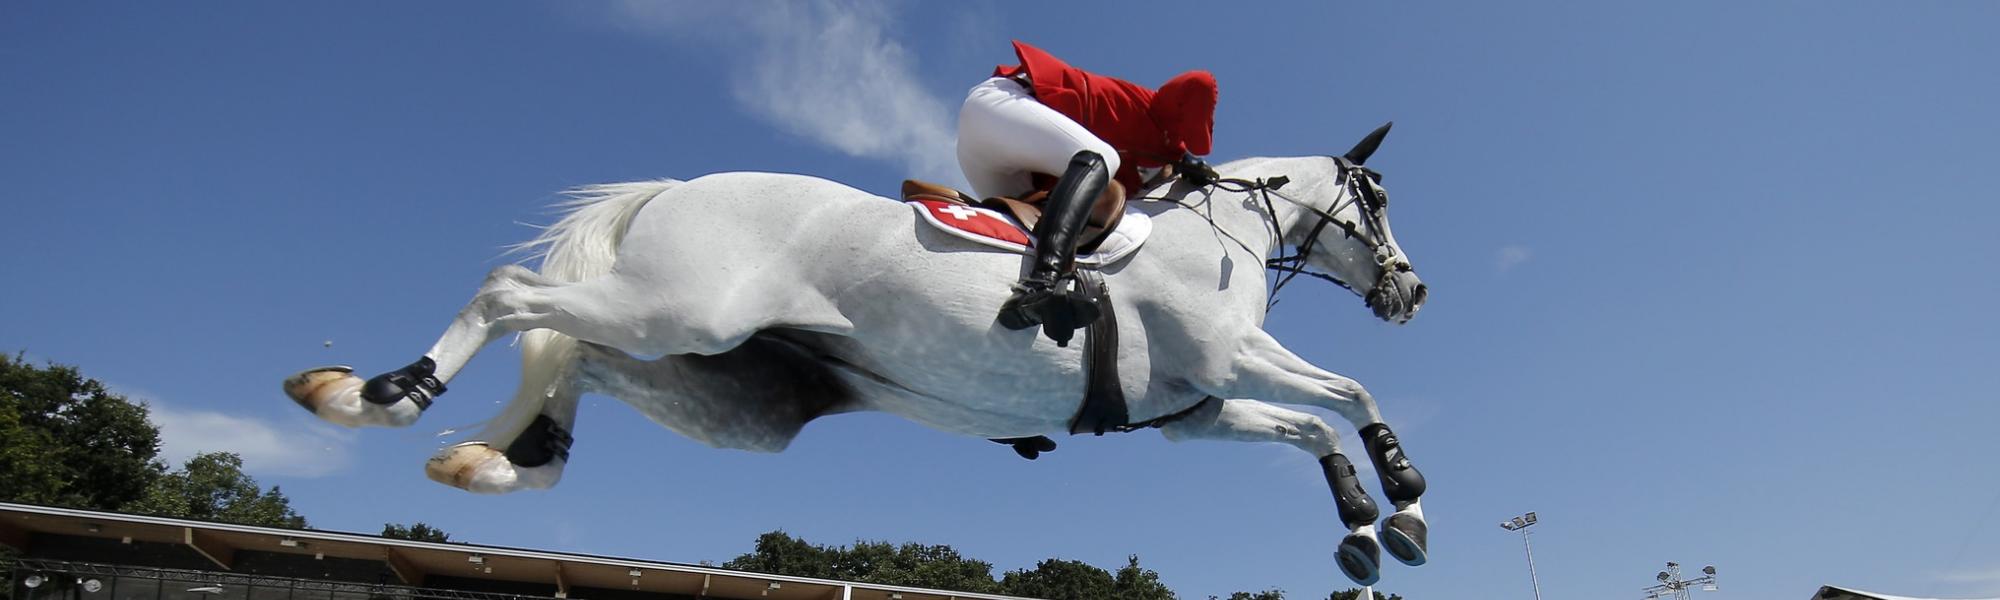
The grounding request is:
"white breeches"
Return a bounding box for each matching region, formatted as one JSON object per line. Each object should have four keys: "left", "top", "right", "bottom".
{"left": 955, "top": 77, "right": 1120, "bottom": 200}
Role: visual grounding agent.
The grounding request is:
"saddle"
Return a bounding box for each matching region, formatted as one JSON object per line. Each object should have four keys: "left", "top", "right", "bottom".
{"left": 900, "top": 178, "right": 1127, "bottom": 254}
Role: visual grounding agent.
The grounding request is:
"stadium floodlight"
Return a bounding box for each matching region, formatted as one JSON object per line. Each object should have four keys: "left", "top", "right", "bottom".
{"left": 1643, "top": 560, "right": 1719, "bottom": 600}
{"left": 23, "top": 574, "right": 46, "bottom": 589}
{"left": 1499, "top": 512, "right": 1543, "bottom": 600}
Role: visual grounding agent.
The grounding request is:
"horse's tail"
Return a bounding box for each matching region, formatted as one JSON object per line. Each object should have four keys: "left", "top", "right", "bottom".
{"left": 483, "top": 180, "right": 679, "bottom": 450}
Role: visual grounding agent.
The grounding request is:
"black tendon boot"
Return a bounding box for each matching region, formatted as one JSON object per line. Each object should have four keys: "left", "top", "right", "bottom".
{"left": 998, "top": 151, "right": 1110, "bottom": 343}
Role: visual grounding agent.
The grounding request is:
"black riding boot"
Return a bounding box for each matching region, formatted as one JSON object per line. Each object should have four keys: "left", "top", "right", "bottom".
{"left": 997, "top": 150, "right": 1109, "bottom": 340}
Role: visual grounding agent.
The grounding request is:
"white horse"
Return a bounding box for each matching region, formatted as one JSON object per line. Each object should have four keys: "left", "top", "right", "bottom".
{"left": 284, "top": 124, "right": 1431, "bottom": 586}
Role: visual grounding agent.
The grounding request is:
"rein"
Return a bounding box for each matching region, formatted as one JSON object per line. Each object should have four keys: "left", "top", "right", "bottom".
{"left": 1140, "top": 159, "right": 1396, "bottom": 311}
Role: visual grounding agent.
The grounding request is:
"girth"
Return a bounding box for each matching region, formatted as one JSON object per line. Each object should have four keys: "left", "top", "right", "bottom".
{"left": 992, "top": 268, "right": 1212, "bottom": 459}
{"left": 1068, "top": 270, "right": 1126, "bottom": 435}
{"left": 988, "top": 270, "right": 1126, "bottom": 458}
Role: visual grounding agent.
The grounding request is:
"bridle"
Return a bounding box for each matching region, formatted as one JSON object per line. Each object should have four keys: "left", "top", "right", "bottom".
{"left": 1174, "top": 156, "right": 1404, "bottom": 310}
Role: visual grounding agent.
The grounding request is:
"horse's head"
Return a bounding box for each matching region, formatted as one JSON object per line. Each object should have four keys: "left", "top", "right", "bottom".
{"left": 1268, "top": 122, "right": 1427, "bottom": 323}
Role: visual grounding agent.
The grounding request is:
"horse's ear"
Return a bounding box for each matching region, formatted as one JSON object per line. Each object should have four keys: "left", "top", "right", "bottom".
{"left": 1343, "top": 121, "right": 1394, "bottom": 166}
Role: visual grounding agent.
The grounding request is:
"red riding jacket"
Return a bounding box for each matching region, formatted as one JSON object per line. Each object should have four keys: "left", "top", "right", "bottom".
{"left": 994, "top": 40, "right": 1218, "bottom": 192}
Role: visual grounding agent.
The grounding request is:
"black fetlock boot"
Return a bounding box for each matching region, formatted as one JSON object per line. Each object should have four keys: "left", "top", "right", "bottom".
{"left": 998, "top": 150, "right": 1110, "bottom": 341}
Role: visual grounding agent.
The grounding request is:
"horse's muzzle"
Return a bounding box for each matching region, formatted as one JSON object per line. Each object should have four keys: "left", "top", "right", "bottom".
{"left": 1367, "top": 272, "right": 1426, "bottom": 324}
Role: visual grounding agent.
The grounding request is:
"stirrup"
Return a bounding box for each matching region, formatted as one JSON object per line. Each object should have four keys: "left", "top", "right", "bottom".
{"left": 998, "top": 276, "right": 1100, "bottom": 344}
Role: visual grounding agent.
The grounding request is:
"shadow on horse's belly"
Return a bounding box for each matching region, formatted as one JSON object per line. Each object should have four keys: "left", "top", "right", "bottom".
{"left": 789, "top": 327, "right": 1091, "bottom": 438}
{"left": 602, "top": 327, "right": 1086, "bottom": 440}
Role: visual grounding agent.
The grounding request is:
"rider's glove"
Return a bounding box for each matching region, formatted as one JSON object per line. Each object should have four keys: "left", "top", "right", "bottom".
{"left": 1177, "top": 151, "right": 1218, "bottom": 187}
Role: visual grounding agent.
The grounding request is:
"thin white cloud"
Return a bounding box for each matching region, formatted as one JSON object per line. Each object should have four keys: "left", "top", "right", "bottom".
{"left": 1936, "top": 566, "right": 2000, "bottom": 583}
{"left": 1497, "top": 244, "right": 1533, "bottom": 273}
{"left": 610, "top": 0, "right": 963, "bottom": 186}
{"left": 146, "top": 400, "right": 356, "bottom": 479}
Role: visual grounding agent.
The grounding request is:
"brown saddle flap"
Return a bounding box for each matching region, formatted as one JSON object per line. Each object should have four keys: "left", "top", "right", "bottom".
{"left": 901, "top": 179, "right": 977, "bottom": 205}
{"left": 902, "top": 179, "right": 1127, "bottom": 254}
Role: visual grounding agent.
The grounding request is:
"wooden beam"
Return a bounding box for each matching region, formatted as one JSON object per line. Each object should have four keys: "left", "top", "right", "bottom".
{"left": 698, "top": 574, "right": 710, "bottom": 599}
{"left": 552, "top": 562, "right": 568, "bottom": 598}
{"left": 182, "top": 528, "right": 235, "bottom": 570}
{"left": 0, "top": 520, "right": 30, "bottom": 551}
{"left": 383, "top": 547, "right": 426, "bottom": 586}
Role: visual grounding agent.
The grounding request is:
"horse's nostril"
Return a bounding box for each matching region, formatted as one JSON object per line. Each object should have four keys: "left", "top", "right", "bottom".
{"left": 1411, "top": 283, "right": 1428, "bottom": 306}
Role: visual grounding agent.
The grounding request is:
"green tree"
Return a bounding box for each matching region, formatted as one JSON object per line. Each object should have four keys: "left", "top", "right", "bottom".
{"left": 999, "top": 558, "right": 1115, "bottom": 600}
{"left": 1108, "top": 555, "right": 1177, "bottom": 600}
{"left": 126, "top": 452, "right": 307, "bottom": 528}
{"left": 724, "top": 531, "right": 837, "bottom": 579}
{"left": 1327, "top": 588, "right": 1402, "bottom": 600}
{"left": 999, "top": 555, "right": 1175, "bottom": 600}
{"left": 1, "top": 354, "right": 169, "bottom": 600}
{"left": 724, "top": 531, "right": 1002, "bottom": 593}
{"left": 382, "top": 522, "right": 452, "bottom": 543}
{"left": 1214, "top": 591, "right": 1285, "bottom": 600}
{"left": 0, "top": 353, "right": 165, "bottom": 510}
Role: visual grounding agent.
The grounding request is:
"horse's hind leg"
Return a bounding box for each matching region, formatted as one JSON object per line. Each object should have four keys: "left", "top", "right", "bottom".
{"left": 422, "top": 337, "right": 834, "bottom": 495}
{"left": 289, "top": 264, "right": 596, "bottom": 427}
{"left": 1200, "top": 329, "right": 1430, "bottom": 567}
{"left": 1156, "top": 397, "right": 1387, "bottom": 586}
{"left": 424, "top": 327, "right": 584, "bottom": 494}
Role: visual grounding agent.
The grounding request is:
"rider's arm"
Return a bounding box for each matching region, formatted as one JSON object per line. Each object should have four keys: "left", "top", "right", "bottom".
{"left": 1150, "top": 70, "right": 1218, "bottom": 157}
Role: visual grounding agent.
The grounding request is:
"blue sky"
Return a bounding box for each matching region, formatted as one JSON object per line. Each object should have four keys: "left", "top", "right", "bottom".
{"left": 4, "top": 2, "right": 1998, "bottom": 599}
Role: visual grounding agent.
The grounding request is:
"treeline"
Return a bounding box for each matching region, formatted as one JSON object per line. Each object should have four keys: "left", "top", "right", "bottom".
{"left": 0, "top": 353, "right": 1401, "bottom": 600}
{"left": 720, "top": 530, "right": 1403, "bottom": 599}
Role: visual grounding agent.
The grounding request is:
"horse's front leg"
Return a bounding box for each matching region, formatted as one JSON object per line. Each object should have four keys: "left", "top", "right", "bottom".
{"left": 283, "top": 265, "right": 563, "bottom": 428}
{"left": 1200, "top": 329, "right": 1430, "bottom": 568}
{"left": 1157, "top": 397, "right": 1386, "bottom": 586}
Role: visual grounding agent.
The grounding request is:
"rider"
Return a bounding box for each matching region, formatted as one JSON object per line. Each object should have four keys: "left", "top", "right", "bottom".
{"left": 958, "top": 40, "right": 1220, "bottom": 339}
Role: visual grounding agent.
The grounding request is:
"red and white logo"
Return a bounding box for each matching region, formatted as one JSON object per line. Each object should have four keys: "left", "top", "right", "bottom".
{"left": 911, "top": 199, "right": 1031, "bottom": 248}
{"left": 905, "top": 199, "right": 1152, "bottom": 266}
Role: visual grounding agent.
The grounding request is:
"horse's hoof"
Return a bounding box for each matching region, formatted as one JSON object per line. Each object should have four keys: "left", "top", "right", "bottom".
{"left": 426, "top": 442, "right": 562, "bottom": 494}
{"left": 1337, "top": 531, "right": 1382, "bottom": 586}
{"left": 1382, "top": 511, "right": 1428, "bottom": 566}
{"left": 284, "top": 365, "right": 420, "bottom": 428}
{"left": 284, "top": 366, "right": 357, "bottom": 413}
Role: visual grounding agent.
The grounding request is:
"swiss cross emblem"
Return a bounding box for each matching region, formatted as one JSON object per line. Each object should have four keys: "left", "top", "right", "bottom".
{"left": 913, "top": 199, "right": 1032, "bottom": 247}
{"left": 937, "top": 205, "right": 980, "bottom": 220}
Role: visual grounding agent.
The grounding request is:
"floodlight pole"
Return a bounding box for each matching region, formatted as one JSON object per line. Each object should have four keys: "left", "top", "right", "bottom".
{"left": 1499, "top": 512, "right": 1543, "bottom": 600}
